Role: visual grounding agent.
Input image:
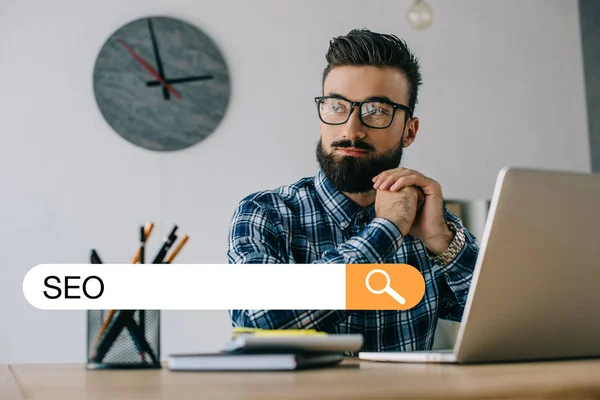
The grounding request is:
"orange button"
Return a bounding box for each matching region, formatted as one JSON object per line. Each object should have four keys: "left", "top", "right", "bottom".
{"left": 345, "top": 264, "right": 425, "bottom": 310}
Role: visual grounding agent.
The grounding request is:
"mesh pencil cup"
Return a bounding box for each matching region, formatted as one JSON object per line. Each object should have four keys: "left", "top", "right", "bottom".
{"left": 86, "top": 309, "right": 161, "bottom": 369}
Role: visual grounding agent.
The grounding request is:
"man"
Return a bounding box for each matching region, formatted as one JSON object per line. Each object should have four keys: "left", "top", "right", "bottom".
{"left": 227, "top": 29, "right": 479, "bottom": 352}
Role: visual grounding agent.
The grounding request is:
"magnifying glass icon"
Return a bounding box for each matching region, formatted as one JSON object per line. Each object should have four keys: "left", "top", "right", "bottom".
{"left": 365, "top": 269, "right": 406, "bottom": 305}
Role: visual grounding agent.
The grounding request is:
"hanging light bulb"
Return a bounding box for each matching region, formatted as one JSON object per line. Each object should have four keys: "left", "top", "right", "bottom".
{"left": 407, "top": 0, "right": 434, "bottom": 30}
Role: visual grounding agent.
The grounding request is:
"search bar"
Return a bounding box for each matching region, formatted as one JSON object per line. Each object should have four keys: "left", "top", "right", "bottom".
{"left": 23, "top": 264, "right": 425, "bottom": 310}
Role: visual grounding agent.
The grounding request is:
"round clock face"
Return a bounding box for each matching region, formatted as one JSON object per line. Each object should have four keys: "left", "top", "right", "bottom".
{"left": 93, "top": 16, "right": 230, "bottom": 151}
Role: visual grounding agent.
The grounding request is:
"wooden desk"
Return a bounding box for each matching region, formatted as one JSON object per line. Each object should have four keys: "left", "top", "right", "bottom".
{"left": 0, "top": 366, "right": 22, "bottom": 400}
{"left": 4, "top": 358, "right": 600, "bottom": 399}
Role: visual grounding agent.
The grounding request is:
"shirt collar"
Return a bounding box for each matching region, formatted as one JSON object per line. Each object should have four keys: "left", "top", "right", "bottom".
{"left": 314, "top": 170, "right": 374, "bottom": 229}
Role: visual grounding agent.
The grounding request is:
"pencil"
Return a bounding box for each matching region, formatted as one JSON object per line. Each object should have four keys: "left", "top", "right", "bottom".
{"left": 92, "top": 221, "right": 154, "bottom": 360}
{"left": 132, "top": 222, "right": 154, "bottom": 264}
{"left": 90, "top": 310, "right": 116, "bottom": 359}
{"left": 164, "top": 235, "right": 189, "bottom": 264}
{"left": 91, "top": 310, "right": 137, "bottom": 363}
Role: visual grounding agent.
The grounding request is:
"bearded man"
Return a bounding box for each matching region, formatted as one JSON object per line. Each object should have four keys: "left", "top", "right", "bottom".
{"left": 226, "top": 29, "right": 479, "bottom": 352}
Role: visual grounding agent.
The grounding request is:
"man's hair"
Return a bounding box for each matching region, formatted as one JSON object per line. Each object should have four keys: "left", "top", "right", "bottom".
{"left": 322, "top": 29, "right": 422, "bottom": 114}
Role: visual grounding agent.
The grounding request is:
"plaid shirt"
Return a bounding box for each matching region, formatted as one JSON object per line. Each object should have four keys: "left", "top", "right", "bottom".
{"left": 227, "top": 170, "right": 479, "bottom": 353}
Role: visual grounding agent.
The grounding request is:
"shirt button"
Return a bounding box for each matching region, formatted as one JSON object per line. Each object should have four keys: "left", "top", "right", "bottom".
{"left": 340, "top": 222, "right": 348, "bottom": 229}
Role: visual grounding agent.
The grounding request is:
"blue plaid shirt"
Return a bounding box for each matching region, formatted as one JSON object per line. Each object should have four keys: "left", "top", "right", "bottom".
{"left": 227, "top": 170, "right": 479, "bottom": 352}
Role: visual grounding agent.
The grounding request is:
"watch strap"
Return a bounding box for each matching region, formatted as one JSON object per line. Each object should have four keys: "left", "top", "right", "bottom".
{"left": 427, "top": 221, "right": 466, "bottom": 267}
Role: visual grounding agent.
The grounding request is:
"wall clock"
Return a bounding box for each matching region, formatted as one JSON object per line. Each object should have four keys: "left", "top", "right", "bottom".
{"left": 93, "top": 16, "right": 230, "bottom": 151}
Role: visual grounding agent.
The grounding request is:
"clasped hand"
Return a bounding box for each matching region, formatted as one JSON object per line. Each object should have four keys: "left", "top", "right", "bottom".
{"left": 372, "top": 168, "right": 453, "bottom": 255}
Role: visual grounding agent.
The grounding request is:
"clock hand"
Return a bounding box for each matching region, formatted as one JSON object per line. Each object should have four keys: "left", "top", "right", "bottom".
{"left": 116, "top": 38, "right": 182, "bottom": 100}
{"left": 146, "top": 75, "right": 214, "bottom": 86}
{"left": 147, "top": 19, "right": 169, "bottom": 100}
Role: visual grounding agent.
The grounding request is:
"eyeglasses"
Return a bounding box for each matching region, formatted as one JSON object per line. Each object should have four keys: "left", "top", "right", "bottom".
{"left": 315, "top": 95, "right": 412, "bottom": 129}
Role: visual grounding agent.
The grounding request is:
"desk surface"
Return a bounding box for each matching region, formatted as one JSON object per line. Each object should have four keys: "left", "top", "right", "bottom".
{"left": 4, "top": 358, "right": 600, "bottom": 399}
{"left": 0, "top": 366, "right": 22, "bottom": 400}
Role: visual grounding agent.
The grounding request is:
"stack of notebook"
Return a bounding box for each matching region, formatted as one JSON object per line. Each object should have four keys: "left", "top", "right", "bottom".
{"left": 168, "top": 328, "right": 363, "bottom": 371}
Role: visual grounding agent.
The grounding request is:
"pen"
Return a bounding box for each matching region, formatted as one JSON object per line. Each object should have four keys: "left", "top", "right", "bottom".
{"left": 164, "top": 235, "right": 189, "bottom": 264}
{"left": 139, "top": 226, "right": 145, "bottom": 264}
{"left": 124, "top": 314, "right": 159, "bottom": 364}
{"left": 151, "top": 225, "right": 178, "bottom": 264}
{"left": 139, "top": 225, "right": 146, "bottom": 361}
{"left": 90, "top": 249, "right": 102, "bottom": 264}
{"left": 125, "top": 319, "right": 147, "bottom": 362}
{"left": 139, "top": 226, "right": 146, "bottom": 362}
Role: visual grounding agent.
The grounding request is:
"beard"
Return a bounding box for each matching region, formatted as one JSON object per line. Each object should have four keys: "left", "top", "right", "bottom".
{"left": 315, "top": 137, "right": 404, "bottom": 194}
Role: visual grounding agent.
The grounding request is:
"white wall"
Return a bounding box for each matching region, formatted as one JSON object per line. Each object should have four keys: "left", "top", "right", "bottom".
{"left": 0, "top": 0, "right": 590, "bottom": 364}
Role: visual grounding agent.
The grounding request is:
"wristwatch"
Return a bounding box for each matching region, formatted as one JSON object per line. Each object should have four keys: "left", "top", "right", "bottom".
{"left": 427, "top": 221, "right": 466, "bottom": 267}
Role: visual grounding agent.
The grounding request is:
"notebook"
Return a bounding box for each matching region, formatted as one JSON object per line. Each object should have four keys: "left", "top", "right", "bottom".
{"left": 168, "top": 352, "right": 344, "bottom": 371}
{"left": 230, "top": 327, "right": 327, "bottom": 338}
{"left": 220, "top": 333, "right": 364, "bottom": 354}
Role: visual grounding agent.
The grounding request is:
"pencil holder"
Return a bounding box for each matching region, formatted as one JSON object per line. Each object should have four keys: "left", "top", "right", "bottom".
{"left": 86, "top": 309, "right": 161, "bottom": 369}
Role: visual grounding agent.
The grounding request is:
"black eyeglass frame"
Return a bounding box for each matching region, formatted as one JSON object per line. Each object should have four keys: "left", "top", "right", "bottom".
{"left": 314, "top": 95, "right": 413, "bottom": 129}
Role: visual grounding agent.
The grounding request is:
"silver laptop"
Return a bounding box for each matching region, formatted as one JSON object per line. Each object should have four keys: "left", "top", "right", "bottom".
{"left": 359, "top": 167, "right": 600, "bottom": 364}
